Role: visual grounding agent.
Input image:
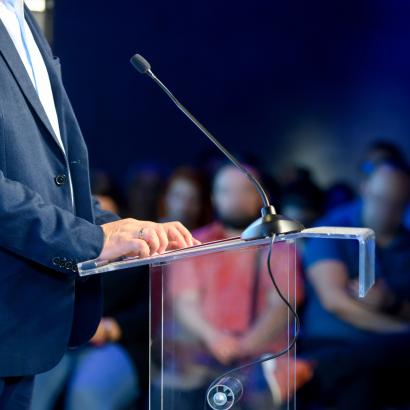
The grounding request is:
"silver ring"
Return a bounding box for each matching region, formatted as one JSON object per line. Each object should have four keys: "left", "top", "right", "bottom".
{"left": 138, "top": 228, "right": 144, "bottom": 239}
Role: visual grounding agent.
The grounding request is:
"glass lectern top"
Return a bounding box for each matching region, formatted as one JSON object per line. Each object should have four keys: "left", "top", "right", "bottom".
{"left": 78, "top": 226, "right": 375, "bottom": 297}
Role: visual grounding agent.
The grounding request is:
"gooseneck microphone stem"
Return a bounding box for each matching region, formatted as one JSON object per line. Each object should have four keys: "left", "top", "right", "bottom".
{"left": 129, "top": 53, "right": 304, "bottom": 410}
{"left": 130, "top": 53, "right": 304, "bottom": 239}
{"left": 145, "top": 69, "right": 271, "bottom": 209}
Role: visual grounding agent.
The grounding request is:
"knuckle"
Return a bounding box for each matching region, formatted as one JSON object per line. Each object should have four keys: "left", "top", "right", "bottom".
{"left": 133, "top": 239, "right": 148, "bottom": 253}
{"left": 131, "top": 238, "right": 142, "bottom": 248}
{"left": 143, "top": 227, "right": 154, "bottom": 238}
{"left": 158, "top": 225, "right": 167, "bottom": 235}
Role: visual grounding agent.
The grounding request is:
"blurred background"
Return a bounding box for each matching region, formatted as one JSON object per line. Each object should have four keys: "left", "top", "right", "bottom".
{"left": 27, "top": 1, "right": 410, "bottom": 409}
{"left": 31, "top": 0, "right": 410, "bottom": 188}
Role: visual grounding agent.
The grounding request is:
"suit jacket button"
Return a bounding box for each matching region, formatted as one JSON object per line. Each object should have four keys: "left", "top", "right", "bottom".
{"left": 55, "top": 174, "right": 68, "bottom": 186}
{"left": 52, "top": 257, "right": 61, "bottom": 266}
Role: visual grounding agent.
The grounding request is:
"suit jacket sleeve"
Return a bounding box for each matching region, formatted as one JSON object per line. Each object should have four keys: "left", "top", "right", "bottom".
{"left": 92, "top": 195, "right": 121, "bottom": 225}
{"left": 0, "top": 169, "right": 104, "bottom": 275}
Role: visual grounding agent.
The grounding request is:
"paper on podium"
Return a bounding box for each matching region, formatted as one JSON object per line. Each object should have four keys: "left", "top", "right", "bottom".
{"left": 77, "top": 226, "right": 375, "bottom": 297}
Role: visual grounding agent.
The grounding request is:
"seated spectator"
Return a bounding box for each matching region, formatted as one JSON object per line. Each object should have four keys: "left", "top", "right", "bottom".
{"left": 359, "top": 139, "right": 410, "bottom": 230}
{"left": 297, "top": 157, "right": 410, "bottom": 410}
{"left": 359, "top": 139, "right": 406, "bottom": 176}
{"left": 324, "top": 182, "right": 356, "bottom": 212}
{"left": 280, "top": 169, "right": 324, "bottom": 228}
{"left": 152, "top": 164, "right": 311, "bottom": 409}
{"left": 125, "top": 162, "right": 165, "bottom": 221}
{"left": 277, "top": 166, "right": 313, "bottom": 187}
{"left": 158, "top": 166, "right": 212, "bottom": 230}
{"left": 90, "top": 169, "right": 125, "bottom": 215}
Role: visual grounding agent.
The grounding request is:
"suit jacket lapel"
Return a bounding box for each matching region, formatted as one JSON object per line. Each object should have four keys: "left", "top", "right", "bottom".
{"left": 24, "top": 7, "right": 69, "bottom": 153}
{"left": 0, "top": 15, "right": 66, "bottom": 159}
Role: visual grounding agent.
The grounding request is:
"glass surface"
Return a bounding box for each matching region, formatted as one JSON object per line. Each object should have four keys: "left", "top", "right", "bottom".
{"left": 76, "top": 226, "right": 376, "bottom": 409}
{"left": 78, "top": 226, "right": 375, "bottom": 297}
{"left": 149, "top": 240, "right": 299, "bottom": 410}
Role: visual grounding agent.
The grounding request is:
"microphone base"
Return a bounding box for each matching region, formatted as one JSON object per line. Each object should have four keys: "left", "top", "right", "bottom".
{"left": 241, "top": 211, "right": 304, "bottom": 241}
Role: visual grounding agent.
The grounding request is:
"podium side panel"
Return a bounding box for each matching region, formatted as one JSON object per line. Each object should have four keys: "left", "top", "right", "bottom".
{"left": 149, "top": 240, "right": 301, "bottom": 410}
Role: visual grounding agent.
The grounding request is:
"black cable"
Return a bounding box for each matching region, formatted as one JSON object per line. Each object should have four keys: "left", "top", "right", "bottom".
{"left": 203, "top": 235, "right": 301, "bottom": 409}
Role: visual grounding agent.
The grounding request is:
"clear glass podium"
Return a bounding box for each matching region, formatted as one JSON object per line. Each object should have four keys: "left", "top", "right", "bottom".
{"left": 78, "top": 227, "right": 375, "bottom": 410}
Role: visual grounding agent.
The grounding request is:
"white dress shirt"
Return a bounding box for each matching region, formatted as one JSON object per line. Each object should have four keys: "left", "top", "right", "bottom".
{"left": 0, "top": 0, "right": 75, "bottom": 205}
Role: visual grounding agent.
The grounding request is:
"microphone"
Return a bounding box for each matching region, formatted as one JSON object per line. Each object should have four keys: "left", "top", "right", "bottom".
{"left": 206, "top": 377, "right": 243, "bottom": 410}
{"left": 130, "top": 53, "right": 304, "bottom": 240}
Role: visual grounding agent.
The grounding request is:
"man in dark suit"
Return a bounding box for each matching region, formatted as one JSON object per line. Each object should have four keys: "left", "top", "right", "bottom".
{"left": 0, "top": 2, "right": 196, "bottom": 408}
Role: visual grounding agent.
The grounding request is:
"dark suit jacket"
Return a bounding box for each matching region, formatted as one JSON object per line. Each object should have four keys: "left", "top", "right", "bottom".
{"left": 0, "top": 7, "right": 119, "bottom": 376}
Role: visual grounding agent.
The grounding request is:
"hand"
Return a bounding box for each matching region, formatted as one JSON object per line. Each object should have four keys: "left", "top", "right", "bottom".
{"left": 349, "top": 279, "right": 394, "bottom": 311}
{"left": 161, "top": 221, "right": 201, "bottom": 250}
{"left": 237, "top": 334, "right": 258, "bottom": 358}
{"left": 98, "top": 219, "right": 200, "bottom": 261}
{"left": 90, "top": 317, "right": 122, "bottom": 346}
{"left": 203, "top": 331, "right": 241, "bottom": 365}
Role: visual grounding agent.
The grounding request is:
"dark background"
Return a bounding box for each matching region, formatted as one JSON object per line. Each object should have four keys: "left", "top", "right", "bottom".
{"left": 53, "top": 0, "right": 410, "bottom": 188}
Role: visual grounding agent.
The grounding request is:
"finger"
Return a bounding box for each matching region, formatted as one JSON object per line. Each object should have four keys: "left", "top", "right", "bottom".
{"left": 124, "top": 239, "right": 151, "bottom": 259}
{"left": 166, "top": 240, "right": 181, "bottom": 250}
{"left": 133, "top": 227, "right": 160, "bottom": 255}
{"left": 173, "top": 222, "right": 194, "bottom": 247}
{"left": 193, "top": 238, "right": 202, "bottom": 246}
{"left": 154, "top": 224, "right": 169, "bottom": 254}
{"left": 166, "top": 228, "right": 188, "bottom": 250}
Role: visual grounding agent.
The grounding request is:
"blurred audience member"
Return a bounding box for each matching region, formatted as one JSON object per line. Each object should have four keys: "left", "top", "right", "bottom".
{"left": 359, "top": 139, "right": 405, "bottom": 176}
{"left": 280, "top": 168, "right": 324, "bottom": 228}
{"left": 277, "top": 165, "right": 313, "bottom": 187}
{"left": 156, "top": 164, "right": 310, "bottom": 409}
{"left": 158, "top": 167, "right": 212, "bottom": 231}
{"left": 125, "top": 162, "right": 165, "bottom": 221}
{"left": 360, "top": 139, "right": 410, "bottom": 230}
{"left": 297, "top": 158, "right": 410, "bottom": 410}
{"left": 324, "top": 181, "right": 356, "bottom": 212}
{"left": 90, "top": 169, "right": 124, "bottom": 215}
{"left": 195, "top": 148, "right": 280, "bottom": 205}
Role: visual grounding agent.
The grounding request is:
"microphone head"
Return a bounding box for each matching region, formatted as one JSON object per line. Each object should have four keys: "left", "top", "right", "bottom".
{"left": 130, "top": 54, "right": 151, "bottom": 74}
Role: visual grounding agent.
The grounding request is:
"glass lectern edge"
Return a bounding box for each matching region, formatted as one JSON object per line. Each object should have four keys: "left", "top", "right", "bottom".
{"left": 77, "top": 226, "right": 375, "bottom": 297}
